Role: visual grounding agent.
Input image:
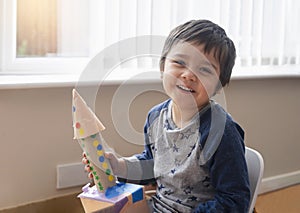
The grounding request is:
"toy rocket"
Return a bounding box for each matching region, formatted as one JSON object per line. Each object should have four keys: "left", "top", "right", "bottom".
{"left": 72, "top": 89, "right": 116, "bottom": 192}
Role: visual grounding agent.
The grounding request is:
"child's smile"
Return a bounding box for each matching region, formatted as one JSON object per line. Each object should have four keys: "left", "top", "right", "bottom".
{"left": 176, "top": 84, "right": 195, "bottom": 93}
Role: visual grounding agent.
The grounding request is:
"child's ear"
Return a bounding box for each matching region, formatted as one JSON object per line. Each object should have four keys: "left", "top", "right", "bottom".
{"left": 211, "top": 84, "right": 222, "bottom": 97}
{"left": 160, "top": 70, "right": 164, "bottom": 79}
{"left": 215, "top": 87, "right": 222, "bottom": 95}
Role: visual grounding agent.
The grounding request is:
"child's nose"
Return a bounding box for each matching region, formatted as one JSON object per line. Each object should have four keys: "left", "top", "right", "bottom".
{"left": 180, "top": 69, "right": 197, "bottom": 81}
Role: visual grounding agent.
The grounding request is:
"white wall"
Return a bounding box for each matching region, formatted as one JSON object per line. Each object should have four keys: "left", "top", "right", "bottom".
{"left": 0, "top": 78, "right": 299, "bottom": 210}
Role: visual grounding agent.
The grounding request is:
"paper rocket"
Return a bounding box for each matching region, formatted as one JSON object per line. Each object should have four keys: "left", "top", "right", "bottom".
{"left": 72, "top": 89, "right": 116, "bottom": 192}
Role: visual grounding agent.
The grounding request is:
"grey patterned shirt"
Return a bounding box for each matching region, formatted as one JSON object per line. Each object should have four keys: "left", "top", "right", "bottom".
{"left": 124, "top": 99, "right": 250, "bottom": 212}
{"left": 126, "top": 101, "right": 215, "bottom": 212}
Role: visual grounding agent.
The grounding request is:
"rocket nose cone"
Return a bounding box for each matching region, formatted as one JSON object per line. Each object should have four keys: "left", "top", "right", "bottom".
{"left": 72, "top": 88, "right": 79, "bottom": 98}
{"left": 72, "top": 89, "right": 105, "bottom": 139}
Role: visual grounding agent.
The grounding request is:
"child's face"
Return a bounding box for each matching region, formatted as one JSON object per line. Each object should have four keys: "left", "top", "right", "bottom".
{"left": 162, "top": 42, "right": 221, "bottom": 110}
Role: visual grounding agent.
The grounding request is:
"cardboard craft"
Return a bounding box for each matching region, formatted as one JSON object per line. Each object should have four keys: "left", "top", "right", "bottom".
{"left": 72, "top": 89, "right": 149, "bottom": 212}
{"left": 78, "top": 182, "right": 150, "bottom": 213}
{"left": 72, "top": 89, "right": 116, "bottom": 192}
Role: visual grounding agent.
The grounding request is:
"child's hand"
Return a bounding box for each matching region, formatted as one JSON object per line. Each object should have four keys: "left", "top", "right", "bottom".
{"left": 105, "top": 152, "right": 127, "bottom": 178}
{"left": 81, "top": 152, "right": 127, "bottom": 178}
{"left": 82, "top": 152, "right": 93, "bottom": 179}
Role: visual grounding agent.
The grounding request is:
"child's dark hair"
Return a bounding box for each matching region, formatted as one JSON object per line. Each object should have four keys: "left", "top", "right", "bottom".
{"left": 159, "top": 19, "right": 236, "bottom": 87}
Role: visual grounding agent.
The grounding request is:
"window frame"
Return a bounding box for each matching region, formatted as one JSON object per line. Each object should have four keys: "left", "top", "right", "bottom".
{"left": 0, "top": 0, "right": 91, "bottom": 75}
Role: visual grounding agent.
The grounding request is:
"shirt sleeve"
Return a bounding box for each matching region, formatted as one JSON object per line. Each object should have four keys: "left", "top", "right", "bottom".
{"left": 121, "top": 110, "right": 156, "bottom": 184}
{"left": 123, "top": 144, "right": 155, "bottom": 184}
{"left": 193, "top": 122, "right": 250, "bottom": 213}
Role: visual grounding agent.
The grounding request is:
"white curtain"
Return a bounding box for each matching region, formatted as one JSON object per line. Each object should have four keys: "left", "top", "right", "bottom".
{"left": 58, "top": 0, "right": 300, "bottom": 68}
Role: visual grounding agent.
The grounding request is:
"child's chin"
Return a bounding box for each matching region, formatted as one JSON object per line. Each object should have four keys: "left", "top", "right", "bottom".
{"left": 175, "top": 97, "right": 199, "bottom": 108}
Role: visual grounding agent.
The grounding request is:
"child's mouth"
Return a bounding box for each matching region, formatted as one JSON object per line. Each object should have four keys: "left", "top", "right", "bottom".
{"left": 177, "top": 85, "right": 195, "bottom": 93}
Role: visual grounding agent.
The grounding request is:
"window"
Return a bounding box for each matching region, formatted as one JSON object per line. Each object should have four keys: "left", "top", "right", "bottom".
{"left": 16, "top": 0, "right": 89, "bottom": 58}
{"left": 17, "top": 0, "right": 58, "bottom": 57}
{"left": 1, "top": 0, "right": 90, "bottom": 74}
{"left": 0, "top": 0, "right": 299, "bottom": 78}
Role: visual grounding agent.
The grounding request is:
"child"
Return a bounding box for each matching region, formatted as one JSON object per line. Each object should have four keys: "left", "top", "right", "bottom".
{"left": 83, "top": 19, "right": 250, "bottom": 212}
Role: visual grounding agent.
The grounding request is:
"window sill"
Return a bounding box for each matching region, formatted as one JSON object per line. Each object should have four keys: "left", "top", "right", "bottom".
{"left": 0, "top": 73, "right": 79, "bottom": 89}
{"left": 0, "top": 66, "right": 299, "bottom": 90}
{"left": 231, "top": 65, "right": 300, "bottom": 79}
{"left": 0, "top": 69, "right": 162, "bottom": 89}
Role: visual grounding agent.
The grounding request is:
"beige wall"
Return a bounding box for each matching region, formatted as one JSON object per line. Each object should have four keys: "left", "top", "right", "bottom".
{"left": 226, "top": 78, "right": 300, "bottom": 176}
{"left": 0, "top": 78, "right": 299, "bottom": 210}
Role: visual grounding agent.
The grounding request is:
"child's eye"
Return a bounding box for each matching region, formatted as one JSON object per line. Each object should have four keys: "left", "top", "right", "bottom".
{"left": 173, "top": 60, "right": 185, "bottom": 66}
{"left": 199, "top": 67, "right": 212, "bottom": 74}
